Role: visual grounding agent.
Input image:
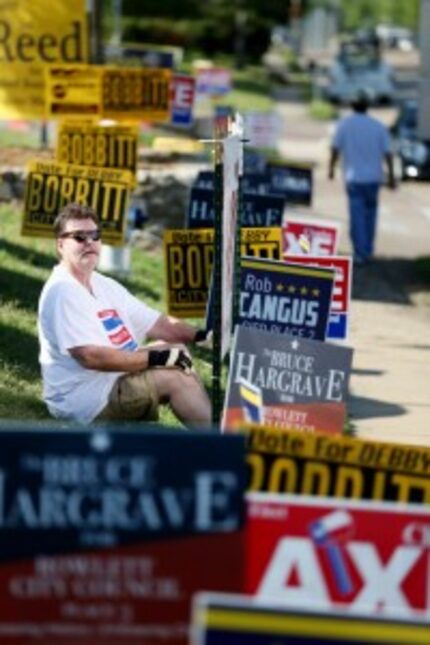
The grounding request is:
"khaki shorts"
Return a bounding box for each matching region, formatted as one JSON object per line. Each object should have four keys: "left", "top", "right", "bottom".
{"left": 96, "top": 371, "right": 159, "bottom": 422}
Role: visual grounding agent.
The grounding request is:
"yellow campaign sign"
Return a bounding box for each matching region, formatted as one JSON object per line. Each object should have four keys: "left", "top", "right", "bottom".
{"left": 164, "top": 228, "right": 214, "bottom": 319}
{"left": 46, "top": 65, "right": 172, "bottom": 122}
{"left": 194, "top": 595, "right": 430, "bottom": 644}
{"left": 46, "top": 65, "right": 101, "bottom": 118}
{"left": 22, "top": 160, "right": 134, "bottom": 246}
{"left": 240, "top": 227, "right": 282, "bottom": 259}
{"left": 56, "top": 121, "right": 138, "bottom": 174}
{"left": 102, "top": 67, "right": 172, "bottom": 122}
{"left": 244, "top": 424, "right": 430, "bottom": 503}
{"left": 0, "top": 0, "right": 88, "bottom": 119}
{"left": 164, "top": 227, "right": 282, "bottom": 318}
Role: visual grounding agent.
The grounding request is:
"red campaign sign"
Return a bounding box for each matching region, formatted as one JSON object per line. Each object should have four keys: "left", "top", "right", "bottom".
{"left": 284, "top": 255, "right": 352, "bottom": 314}
{"left": 282, "top": 216, "right": 339, "bottom": 257}
{"left": 245, "top": 493, "right": 430, "bottom": 615}
{"left": 170, "top": 74, "right": 195, "bottom": 126}
{"left": 0, "top": 533, "right": 244, "bottom": 643}
{"left": 171, "top": 74, "right": 195, "bottom": 109}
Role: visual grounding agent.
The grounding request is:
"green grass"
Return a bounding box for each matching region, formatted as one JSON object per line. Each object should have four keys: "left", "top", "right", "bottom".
{"left": 309, "top": 99, "right": 338, "bottom": 121}
{"left": 0, "top": 126, "right": 41, "bottom": 149}
{"left": 0, "top": 203, "right": 54, "bottom": 419}
{"left": 0, "top": 203, "right": 215, "bottom": 426}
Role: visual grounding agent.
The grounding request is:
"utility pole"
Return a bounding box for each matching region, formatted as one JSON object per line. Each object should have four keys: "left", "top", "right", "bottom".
{"left": 90, "top": 0, "right": 105, "bottom": 64}
{"left": 111, "top": 0, "right": 122, "bottom": 47}
{"left": 418, "top": 0, "right": 430, "bottom": 138}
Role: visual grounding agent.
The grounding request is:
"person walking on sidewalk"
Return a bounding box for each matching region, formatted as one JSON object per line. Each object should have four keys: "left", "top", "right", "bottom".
{"left": 328, "top": 90, "right": 396, "bottom": 265}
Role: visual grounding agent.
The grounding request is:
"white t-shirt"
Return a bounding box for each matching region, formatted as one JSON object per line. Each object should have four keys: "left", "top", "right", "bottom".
{"left": 332, "top": 113, "right": 391, "bottom": 184}
{"left": 38, "top": 264, "right": 161, "bottom": 423}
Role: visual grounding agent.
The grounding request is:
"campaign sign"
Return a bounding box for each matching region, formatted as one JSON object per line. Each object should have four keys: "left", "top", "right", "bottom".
{"left": 164, "top": 228, "right": 214, "bottom": 318}
{"left": 243, "top": 111, "right": 283, "bottom": 150}
{"left": 102, "top": 67, "right": 172, "bottom": 122}
{"left": 193, "top": 170, "right": 214, "bottom": 190}
{"left": 171, "top": 74, "right": 195, "bottom": 127}
{"left": 239, "top": 257, "right": 335, "bottom": 340}
{"left": 246, "top": 425, "right": 430, "bottom": 502}
{"left": 192, "top": 592, "right": 430, "bottom": 645}
{"left": 166, "top": 228, "right": 282, "bottom": 318}
{"left": 187, "top": 187, "right": 214, "bottom": 227}
{"left": 56, "top": 122, "right": 138, "bottom": 173}
{"left": 284, "top": 255, "right": 352, "bottom": 341}
{"left": 240, "top": 228, "right": 282, "bottom": 261}
{"left": 241, "top": 172, "right": 273, "bottom": 195}
{"left": 241, "top": 193, "right": 285, "bottom": 227}
{"left": 0, "top": 425, "right": 246, "bottom": 644}
{"left": 246, "top": 492, "right": 430, "bottom": 616}
{"left": 195, "top": 68, "right": 232, "bottom": 96}
{"left": 268, "top": 163, "right": 313, "bottom": 206}
{"left": 0, "top": 0, "right": 88, "bottom": 120}
{"left": 187, "top": 189, "right": 285, "bottom": 228}
{"left": 214, "top": 104, "right": 234, "bottom": 135}
{"left": 46, "top": 64, "right": 102, "bottom": 118}
{"left": 282, "top": 215, "right": 340, "bottom": 257}
{"left": 222, "top": 326, "right": 353, "bottom": 434}
{"left": 244, "top": 150, "right": 268, "bottom": 174}
{"left": 22, "top": 160, "right": 134, "bottom": 245}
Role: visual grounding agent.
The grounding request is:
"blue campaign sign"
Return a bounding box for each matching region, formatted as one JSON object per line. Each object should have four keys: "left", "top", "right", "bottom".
{"left": 239, "top": 257, "right": 335, "bottom": 340}
{"left": 243, "top": 150, "right": 268, "bottom": 174}
{"left": 328, "top": 311, "right": 348, "bottom": 340}
{"left": 194, "top": 170, "right": 214, "bottom": 190}
{"left": 241, "top": 172, "right": 272, "bottom": 195}
{"left": 0, "top": 424, "right": 246, "bottom": 641}
{"left": 268, "top": 163, "right": 313, "bottom": 206}
{"left": 187, "top": 187, "right": 215, "bottom": 227}
{"left": 241, "top": 193, "right": 285, "bottom": 227}
{"left": 0, "top": 424, "right": 246, "bottom": 557}
{"left": 187, "top": 187, "right": 285, "bottom": 228}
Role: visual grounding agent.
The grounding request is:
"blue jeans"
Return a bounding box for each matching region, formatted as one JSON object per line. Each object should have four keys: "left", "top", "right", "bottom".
{"left": 346, "top": 182, "right": 380, "bottom": 261}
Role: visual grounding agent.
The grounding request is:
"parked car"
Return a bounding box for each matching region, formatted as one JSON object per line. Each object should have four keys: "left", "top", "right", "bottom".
{"left": 325, "top": 41, "right": 395, "bottom": 105}
{"left": 391, "top": 99, "right": 430, "bottom": 180}
{"left": 376, "top": 24, "right": 415, "bottom": 51}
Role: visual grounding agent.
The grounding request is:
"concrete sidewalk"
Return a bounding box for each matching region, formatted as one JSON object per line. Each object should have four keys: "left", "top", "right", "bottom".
{"left": 349, "top": 297, "right": 430, "bottom": 447}
{"left": 275, "top": 99, "right": 430, "bottom": 447}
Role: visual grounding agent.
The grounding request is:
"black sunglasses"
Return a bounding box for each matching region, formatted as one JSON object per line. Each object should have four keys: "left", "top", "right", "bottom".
{"left": 60, "top": 229, "right": 102, "bottom": 243}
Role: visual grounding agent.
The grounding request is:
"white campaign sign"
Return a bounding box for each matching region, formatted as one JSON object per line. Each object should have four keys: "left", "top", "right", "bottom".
{"left": 221, "top": 128, "right": 242, "bottom": 358}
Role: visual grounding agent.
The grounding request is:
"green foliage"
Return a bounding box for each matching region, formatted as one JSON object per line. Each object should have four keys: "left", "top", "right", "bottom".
{"left": 415, "top": 256, "right": 430, "bottom": 285}
{"left": 338, "top": 0, "right": 420, "bottom": 31}
{"left": 309, "top": 99, "right": 338, "bottom": 121}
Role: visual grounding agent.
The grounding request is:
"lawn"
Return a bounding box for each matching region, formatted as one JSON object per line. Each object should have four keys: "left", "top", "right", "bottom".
{"left": 0, "top": 202, "right": 214, "bottom": 426}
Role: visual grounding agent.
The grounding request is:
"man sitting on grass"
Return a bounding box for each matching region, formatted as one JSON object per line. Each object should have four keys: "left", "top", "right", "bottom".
{"left": 38, "top": 202, "right": 211, "bottom": 426}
